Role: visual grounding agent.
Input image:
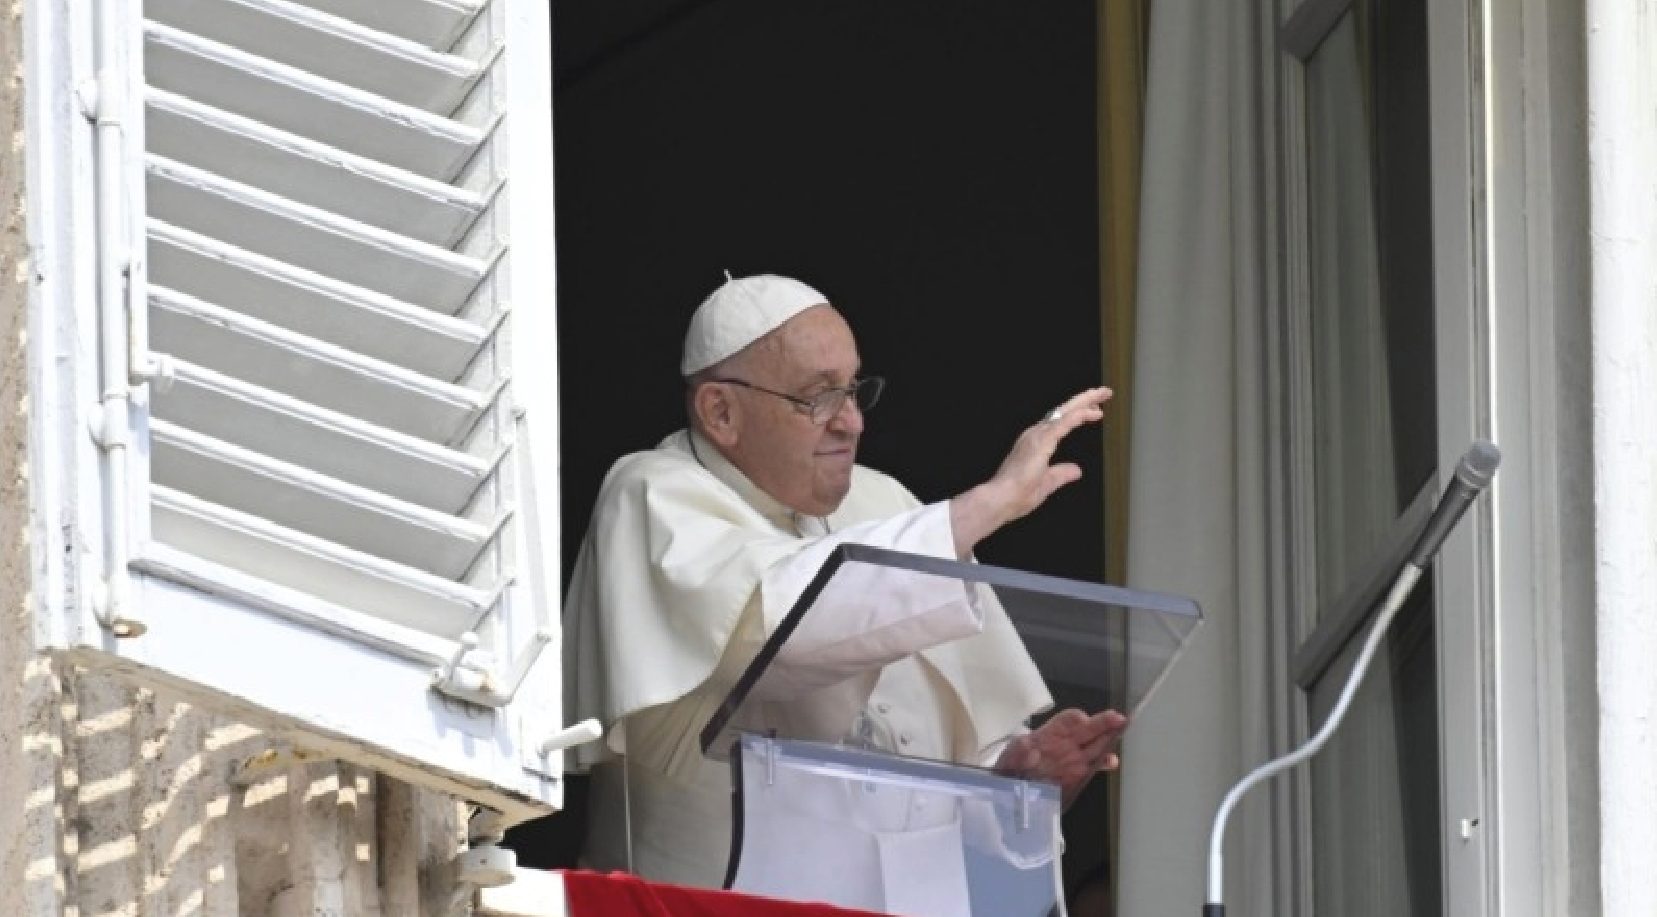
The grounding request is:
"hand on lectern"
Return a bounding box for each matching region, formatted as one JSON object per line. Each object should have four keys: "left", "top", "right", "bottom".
{"left": 995, "top": 707, "right": 1128, "bottom": 807}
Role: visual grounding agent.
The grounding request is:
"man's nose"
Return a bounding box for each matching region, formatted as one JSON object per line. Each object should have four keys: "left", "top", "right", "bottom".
{"left": 828, "top": 396, "right": 864, "bottom": 434}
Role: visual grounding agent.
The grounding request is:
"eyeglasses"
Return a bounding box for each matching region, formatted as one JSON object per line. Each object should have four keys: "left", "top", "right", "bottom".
{"left": 711, "top": 375, "right": 886, "bottom": 425}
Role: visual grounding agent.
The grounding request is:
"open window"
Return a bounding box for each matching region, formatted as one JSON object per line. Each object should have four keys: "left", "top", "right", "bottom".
{"left": 1280, "top": 0, "right": 1441, "bottom": 912}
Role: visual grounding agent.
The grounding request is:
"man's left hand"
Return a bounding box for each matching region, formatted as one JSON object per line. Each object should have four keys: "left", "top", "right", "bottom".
{"left": 994, "top": 708, "right": 1128, "bottom": 806}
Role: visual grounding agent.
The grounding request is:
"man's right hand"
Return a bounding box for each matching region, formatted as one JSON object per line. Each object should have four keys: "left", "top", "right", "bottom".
{"left": 950, "top": 386, "right": 1112, "bottom": 557}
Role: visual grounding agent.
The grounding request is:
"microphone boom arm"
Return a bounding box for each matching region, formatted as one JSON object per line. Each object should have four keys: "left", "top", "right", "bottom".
{"left": 1202, "top": 441, "right": 1498, "bottom": 915}
{"left": 1204, "top": 563, "right": 1421, "bottom": 912}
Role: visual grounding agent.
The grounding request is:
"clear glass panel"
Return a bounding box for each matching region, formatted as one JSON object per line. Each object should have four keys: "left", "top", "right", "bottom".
{"left": 701, "top": 543, "right": 1203, "bottom": 761}
{"left": 1308, "top": 584, "right": 1442, "bottom": 917}
{"left": 1304, "top": 0, "right": 1437, "bottom": 614}
{"left": 1300, "top": 0, "right": 1439, "bottom": 912}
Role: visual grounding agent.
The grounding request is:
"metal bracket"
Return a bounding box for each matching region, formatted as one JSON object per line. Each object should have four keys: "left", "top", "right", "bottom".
{"left": 444, "top": 843, "right": 518, "bottom": 917}
{"left": 538, "top": 719, "right": 603, "bottom": 758}
{"left": 452, "top": 802, "right": 522, "bottom": 916}
{"left": 87, "top": 573, "right": 146, "bottom": 638}
{"left": 518, "top": 718, "right": 601, "bottom": 780}
{"left": 130, "top": 352, "right": 178, "bottom": 392}
{"left": 87, "top": 387, "right": 138, "bottom": 454}
{"left": 75, "top": 75, "right": 118, "bottom": 124}
{"left": 124, "top": 260, "right": 176, "bottom": 392}
{"left": 432, "top": 631, "right": 491, "bottom": 693}
{"left": 1014, "top": 780, "right": 1034, "bottom": 833}
{"left": 432, "top": 625, "right": 554, "bottom": 709}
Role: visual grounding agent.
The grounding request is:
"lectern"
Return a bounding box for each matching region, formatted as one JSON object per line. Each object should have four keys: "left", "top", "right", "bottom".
{"left": 697, "top": 544, "right": 1201, "bottom": 917}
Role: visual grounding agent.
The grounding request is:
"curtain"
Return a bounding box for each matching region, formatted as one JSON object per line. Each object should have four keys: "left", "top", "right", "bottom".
{"left": 1115, "top": 1, "right": 1279, "bottom": 915}
{"left": 1098, "top": 0, "right": 1147, "bottom": 591}
{"left": 1095, "top": 2, "right": 1147, "bottom": 913}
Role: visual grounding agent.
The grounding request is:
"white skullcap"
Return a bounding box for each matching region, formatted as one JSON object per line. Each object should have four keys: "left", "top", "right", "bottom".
{"left": 681, "top": 274, "right": 829, "bottom": 375}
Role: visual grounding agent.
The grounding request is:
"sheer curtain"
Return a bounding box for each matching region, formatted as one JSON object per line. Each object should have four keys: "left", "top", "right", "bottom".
{"left": 1116, "top": 1, "right": 1420, "bottom": 913}
{"left": 1115, "top": 1, "right": 1279, "bottom": 914}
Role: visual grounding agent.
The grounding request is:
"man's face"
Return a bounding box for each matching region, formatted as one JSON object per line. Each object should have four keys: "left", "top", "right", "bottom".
{"left": 721, "top": 304, "right": 865, "bottom": 517}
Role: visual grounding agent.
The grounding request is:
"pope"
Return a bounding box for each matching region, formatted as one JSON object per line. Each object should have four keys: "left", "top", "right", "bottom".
{"left": 562, "top": 273, "right": 1126, "bottom": 886}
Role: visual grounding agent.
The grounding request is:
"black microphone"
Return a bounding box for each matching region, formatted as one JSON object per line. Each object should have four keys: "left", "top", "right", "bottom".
{"left": 1407, "top": 441, "right": 1502, "bottom": 569}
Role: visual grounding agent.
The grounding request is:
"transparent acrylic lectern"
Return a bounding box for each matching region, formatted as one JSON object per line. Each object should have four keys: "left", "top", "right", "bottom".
{"left": 697, "top": 543, "right": 1202, "bottom": 917}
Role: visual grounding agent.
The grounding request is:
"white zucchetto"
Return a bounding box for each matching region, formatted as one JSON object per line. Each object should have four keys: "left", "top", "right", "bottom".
{"left": 680, "top": 274, "right": 829, "bottom": 375}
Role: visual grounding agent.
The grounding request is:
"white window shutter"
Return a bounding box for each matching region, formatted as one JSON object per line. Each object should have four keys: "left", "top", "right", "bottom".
{"left": 51, "top": 0, "right": 565, "bottom": 821}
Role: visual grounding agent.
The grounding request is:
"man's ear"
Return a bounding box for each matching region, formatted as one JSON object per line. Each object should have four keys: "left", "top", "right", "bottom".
{"left": 694, "top": 383, "right": 740, "bottom": 447}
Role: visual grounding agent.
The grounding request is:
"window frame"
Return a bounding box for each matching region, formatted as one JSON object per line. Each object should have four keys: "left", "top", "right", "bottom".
{"left": 1274, "top": 0, "right": 1476, "bottom": 913}
{"left": 1271, "top": 0, "right": 1584, "bottom": 914}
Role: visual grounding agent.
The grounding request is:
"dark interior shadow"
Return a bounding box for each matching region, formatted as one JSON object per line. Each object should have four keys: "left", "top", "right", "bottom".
{"left": 509, "top": 0, "right": 1106, "bottom": 890}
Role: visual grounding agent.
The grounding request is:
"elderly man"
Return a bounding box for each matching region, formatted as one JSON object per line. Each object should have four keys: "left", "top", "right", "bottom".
{"left": 563, "top": 274, "right": 1124, "bottom": 887}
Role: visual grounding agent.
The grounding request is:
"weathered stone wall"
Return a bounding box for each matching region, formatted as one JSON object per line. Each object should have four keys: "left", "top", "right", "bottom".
{"left": 1, "top": 3, "right": 465, "bottom": 913}
{"left": 1, "top": 0, "right": 54, "bottom": 909}
{"left": 4, "top": 669, "right": 467, "bottom": 916}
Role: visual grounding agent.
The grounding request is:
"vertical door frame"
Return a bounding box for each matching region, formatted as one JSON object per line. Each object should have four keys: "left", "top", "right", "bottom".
{"left": 1424, "top": 0, "right": 1495, "bottom": 911}
{"left": 1433, "top": 0, "right": 1593, "bottom": 915}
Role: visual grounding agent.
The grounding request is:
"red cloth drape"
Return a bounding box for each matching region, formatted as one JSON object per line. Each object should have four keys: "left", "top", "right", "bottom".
{"left": 560, "top": 870, "right": 887, "bottom": 917}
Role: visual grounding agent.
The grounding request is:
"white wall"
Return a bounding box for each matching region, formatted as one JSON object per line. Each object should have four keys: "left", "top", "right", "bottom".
{"left": 1587, "top": 1, "right": 1657, "bottom": 913}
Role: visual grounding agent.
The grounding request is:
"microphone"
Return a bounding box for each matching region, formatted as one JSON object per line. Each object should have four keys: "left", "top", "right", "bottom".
{"left": 1202, "top": 441, "right": 1501, "bottom": 916}
{"left": 1407, "top": 441, "right": 1502, "bottom": 569}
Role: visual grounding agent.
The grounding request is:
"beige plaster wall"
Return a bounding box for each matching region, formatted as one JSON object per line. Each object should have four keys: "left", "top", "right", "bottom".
{"left": 1, "top": 3, "right": 466, "bottom": 913}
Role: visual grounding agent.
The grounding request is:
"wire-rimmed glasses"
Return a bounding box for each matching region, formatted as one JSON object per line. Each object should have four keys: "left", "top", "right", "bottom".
{"left": 710, "top": 376, "right": 886, "bottom": 425}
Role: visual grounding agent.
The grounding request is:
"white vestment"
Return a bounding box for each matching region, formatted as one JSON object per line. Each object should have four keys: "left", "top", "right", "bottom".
{"left": 563, "top": 430, "right": 1052, "bottom": 888}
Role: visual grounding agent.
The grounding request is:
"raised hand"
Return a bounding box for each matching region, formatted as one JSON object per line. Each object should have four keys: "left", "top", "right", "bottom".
{"left": 950, "top": 386, "right": 1113, "bottom": 557}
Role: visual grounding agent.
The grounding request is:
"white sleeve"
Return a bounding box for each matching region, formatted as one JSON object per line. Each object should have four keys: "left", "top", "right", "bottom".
{"left": 750, "top": 502, "right": 986, "bottom": 699}
{"left": 976, "top": 724, "right": 1028, "bottom": 769}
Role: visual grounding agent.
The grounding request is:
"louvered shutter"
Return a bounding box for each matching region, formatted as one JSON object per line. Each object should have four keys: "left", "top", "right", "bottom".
{"left": 56, "top": 0, "right": 565, "bottom": 820}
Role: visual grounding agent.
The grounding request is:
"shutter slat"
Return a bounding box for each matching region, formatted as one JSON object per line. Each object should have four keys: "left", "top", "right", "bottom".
{"left": 154, "top": 361, "right": 489, "bottom": 513}
{"left": 289, "top": 0, "right": 484, "bottom": 51}
{"left": 148, "top": 0, "right": 483, "bottom": 115}
{"left": 147, "top": 156, "right": 487, "bottom": 309}
{"left": 152, "top": 420, "right": 493, "bottom": 578}
{"left": 147, "top": 90, "right": 487, "bottom": 248}
{"left": 148, "top": 221, "right": 486, "bottom": 380}
{"left": 152, "top": 486, "right": 486, "bottom": 638}
{"left": 132, "top": 543, "right": 461, "bottom": 665}
{"left": 150, "top": 286, "right": 487, "bottom": 444}
{"left": 144, "top": 20, "right": 484, "bottom": 180}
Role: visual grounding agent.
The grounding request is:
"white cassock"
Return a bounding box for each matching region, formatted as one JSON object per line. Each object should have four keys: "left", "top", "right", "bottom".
{"left": 562, "top": 430, "right": 1053, "bottom": 895}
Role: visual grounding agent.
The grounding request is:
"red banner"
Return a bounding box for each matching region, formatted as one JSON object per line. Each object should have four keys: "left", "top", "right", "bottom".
{"left": 561, "top": 870, "right": 887, "bottom": 917}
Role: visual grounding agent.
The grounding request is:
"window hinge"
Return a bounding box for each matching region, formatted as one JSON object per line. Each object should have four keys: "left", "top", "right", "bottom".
{"left": 86, "top": 569, "right": 146, "bottom": 639}
{"left": 75, "top": 71, "right": 124, "bottom": 127}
